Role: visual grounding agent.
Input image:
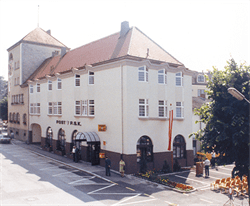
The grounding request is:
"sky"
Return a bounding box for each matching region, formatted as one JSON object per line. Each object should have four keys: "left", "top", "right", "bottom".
{"left": 0, "top": 0, "right": 249, "bottom": 81}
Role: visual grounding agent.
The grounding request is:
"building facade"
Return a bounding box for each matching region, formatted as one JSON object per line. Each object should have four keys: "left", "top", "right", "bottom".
{"left": 8, "top": 22, "right": 194, "bottom": 174}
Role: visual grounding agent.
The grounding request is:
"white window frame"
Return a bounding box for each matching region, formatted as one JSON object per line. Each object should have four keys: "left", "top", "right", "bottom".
{"left": 88, "top": 71, "right": 94, "bottom": 85}
{"left": 30, "top": 103, "right": 34, "bottom": 114}
{"left": 75, "top": 74, "right": 80, "bottom": 87}
{"left": 138, "top": 66, "right": 148, "bottom": 82}
{"left": 176, "top": 102, "right": 184, "bottom": 118}
{"left": 48, "top": 102, "right": 53, "bottom": 115}
{"left": 158, "top": 100, "right": 168, "bottom": 117}
{"left": 197, "top": 75, "right": 205, "bottom": 83}
{"left": 30, "top": 85, "right": 34, "bottom": 94}
{"left": 139, "top": 99, "right": 149, "bottom": 117}
{"left": 75, "top": 101, "right": 81, "bottom": 115}
{"left": 48, "top": 80, "right": 52, "bottom": 91}
{"left": 158, "top": 69, "right": 167, "bottom": 84}
{"left": 57, "top": 78, "right": 62, "bottom": 90}
{"left": 88, "top": 100, "right": 95, "bottom": 116}
{"left": 198, "top": 89, "right": 205, "bottom": 97}
{"left": 57, "top": 102, "right": 62, "bottom": 114}
{"left": 175, "top": 72, "right": 183, "bottom": 86}
{"left": 30, "top": 103, "right": 40, "bottom": 115}
{"left": 36, "top": 83, "right": 40, "bottom": 92}
{"left": 82, "top": 100, "right": 88, "bottom": 116}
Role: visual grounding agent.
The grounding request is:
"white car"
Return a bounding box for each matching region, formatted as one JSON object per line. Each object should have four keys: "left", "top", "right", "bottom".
{"left": 0, "top": 132, "right": 11, "bottom": 144}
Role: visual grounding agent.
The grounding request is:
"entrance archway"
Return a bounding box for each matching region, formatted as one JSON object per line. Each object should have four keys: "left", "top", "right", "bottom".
{"left": 57, "top": 128, "right": 66, "bottom": 155}
{"left": 137, "top": 136, "right": 153, "bottom": 173}
{"left": 45, "top": 127, "right": 53, "bottom": 151}
{"left": 31, "top": 124, "right": 42, "bottom": 143}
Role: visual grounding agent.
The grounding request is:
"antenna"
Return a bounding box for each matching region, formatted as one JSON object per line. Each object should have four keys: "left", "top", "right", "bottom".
{"left": 37, "top": 5, "right": 39, "bottom": 27}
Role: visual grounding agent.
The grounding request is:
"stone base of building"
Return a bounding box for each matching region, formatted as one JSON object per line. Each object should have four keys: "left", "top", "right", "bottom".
{"left": 40, "top": 137, "right": 194, "bottom": 174}
{"left": 8, "top": 127, "right": 28, "bottom": 142}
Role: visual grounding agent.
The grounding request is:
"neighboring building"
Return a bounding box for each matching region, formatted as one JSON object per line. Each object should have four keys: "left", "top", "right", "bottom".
{"left": 191, "top": 71, "right": 211, "bottom": 155}
{"left": 8, "top": 22, "right": 194, "bottom": 174}
{"left": 7, "top": 28, "right": 69, "bottom": 141}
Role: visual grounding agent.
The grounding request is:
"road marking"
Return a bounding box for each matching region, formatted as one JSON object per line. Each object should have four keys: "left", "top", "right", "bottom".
{"left": 200, "top": 198, "right": 213, "bottom": 203}
{"left": 88, "top": 183, "right": 116, "bottom": 194}
{"left": 165, "top": 200, "right": 178, "bottom": 205}
{"left": 69, "top": 176, "right": 95, "bottom": 184}
{"left": 196, "top": 185, "right": 210, "bottom": 190}
{"left": 126, "top": 187, "right": 135, "bottom": 191}
{"left": 175, "top": 174, "right": 208, "bottom": 184}
{"left": 53, "top": 170, "right": 79, "bottom": 176}
{"left": 111, "top": 193, "right": 141, "bottom": 206}
{"left": 117, "top": 198, "right": 157, "bottom": 205}
{"left": 39, "top": 167, "right": 57, "bottom": 170}
{"left": 209, "top": 170, "right": 231, "bottom": 176}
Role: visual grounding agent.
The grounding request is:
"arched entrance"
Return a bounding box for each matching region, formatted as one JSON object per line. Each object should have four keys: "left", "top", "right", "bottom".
{"left": 75, "top": 132, "right": 100, "bottom": 165}
{"left": 71, "top": 130, "right": 81, "bottom": 160}
{"left": 173, "top": 135, "right": 186, "bottom": 158}
{"left": 31, "top": 124, "right": 42, "bottom": 143}
{"left": 45, "top": 127, "right": 53, "bottom": 151}
{"left": 57, "top": 128, "right": 66, "bottom": 155}
{"left": 137, "top": 136, "right": 153, "bottom": 173}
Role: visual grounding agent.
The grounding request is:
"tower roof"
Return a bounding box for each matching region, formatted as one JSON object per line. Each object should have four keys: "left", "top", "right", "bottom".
{"left": 7, "top": 27, "right": 68, "bottom": 51}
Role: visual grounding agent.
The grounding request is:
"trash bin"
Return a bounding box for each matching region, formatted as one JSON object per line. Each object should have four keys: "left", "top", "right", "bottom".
{"left": 196, "top": 162, "right": 203, "bottom": 176}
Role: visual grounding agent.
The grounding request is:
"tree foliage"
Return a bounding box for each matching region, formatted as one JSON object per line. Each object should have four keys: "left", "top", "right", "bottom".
{"left": 0, "top": 97, "right": 8, "bottom": 120}
{"left": 192, "top": 59, "right": 249, "bottom": 177}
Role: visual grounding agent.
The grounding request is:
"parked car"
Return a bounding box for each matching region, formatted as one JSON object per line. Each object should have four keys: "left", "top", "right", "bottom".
{"left": 0, "top": 132, "right": 11, "bottom": 144}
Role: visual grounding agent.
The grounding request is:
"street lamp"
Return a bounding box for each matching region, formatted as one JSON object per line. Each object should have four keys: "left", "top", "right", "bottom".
{"left": 228, "top": 87, "right": 250, "bottom": 202}
{"left": 228, "top": 87, "right": 250, "bottom": 104}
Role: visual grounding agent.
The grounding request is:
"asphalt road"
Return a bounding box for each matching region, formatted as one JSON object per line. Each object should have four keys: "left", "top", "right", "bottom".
{"left": 0, "top": 140, "right": 248, "bottom": 206}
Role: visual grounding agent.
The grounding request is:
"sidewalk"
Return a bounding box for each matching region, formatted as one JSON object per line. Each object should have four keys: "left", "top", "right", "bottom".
{"left": 12, "top": 139, "right": 141, "bottom": 186}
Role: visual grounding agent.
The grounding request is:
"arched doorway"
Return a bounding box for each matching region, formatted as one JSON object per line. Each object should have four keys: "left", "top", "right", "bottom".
{"left": 137, "top": 136, "right": 153, "bottom": 173}
{"left": 31, "top": 124, "right": 42, "bottom": 143}
{"left": 45, "top": 127, "right": 53, "bottom": 151}
{"left": 173, "top": 135, "right": 186, "bottom": 159}
{"left": 57, "top": 128, "right": 66, "bottom": 155}
{"left": 71, "top": 130, "right": 81, "bottom": 160}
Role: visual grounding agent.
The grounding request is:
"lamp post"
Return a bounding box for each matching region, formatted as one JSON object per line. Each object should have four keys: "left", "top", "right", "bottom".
{"left": 228, "top": 87, "right": 250, "bottom": 201}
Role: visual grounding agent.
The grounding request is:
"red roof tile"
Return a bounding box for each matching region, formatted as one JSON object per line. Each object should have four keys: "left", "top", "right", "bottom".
{"left": 29, "top": 26, "right": 183, "bottom": 80}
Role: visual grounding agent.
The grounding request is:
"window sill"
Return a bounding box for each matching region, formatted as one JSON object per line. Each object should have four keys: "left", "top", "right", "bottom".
{"left": 30, "top": 114, "right": 40, "bottom": 116}
{"left": 74, "top": 115, "right": 95, "bottom": 118}
{"left": 174, "top": 117, "right": 184, "bottom": 121}
{"left": 47, "top": 114, "right": 62, "bottom": 117}
{"left": 138, "top": 117, "right": 169, "bottom": 121}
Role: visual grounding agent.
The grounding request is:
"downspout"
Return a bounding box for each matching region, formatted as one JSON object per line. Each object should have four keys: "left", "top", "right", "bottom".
{"left": 121, "top": 65, "right": 124, "bottom": 156}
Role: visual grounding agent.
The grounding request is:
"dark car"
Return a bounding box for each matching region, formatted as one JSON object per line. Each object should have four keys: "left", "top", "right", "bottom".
{"left": 0, "top": 132, "right": 11, "bottom": 144}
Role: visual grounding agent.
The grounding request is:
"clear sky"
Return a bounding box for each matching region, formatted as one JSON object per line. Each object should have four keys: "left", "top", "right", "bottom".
{"left": 0, "top": 0, "right": 249, "bottom": 80}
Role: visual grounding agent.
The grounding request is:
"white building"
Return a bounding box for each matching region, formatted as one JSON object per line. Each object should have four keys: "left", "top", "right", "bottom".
{"left": 10, "top": 22, "right": 195, "bottom": 173}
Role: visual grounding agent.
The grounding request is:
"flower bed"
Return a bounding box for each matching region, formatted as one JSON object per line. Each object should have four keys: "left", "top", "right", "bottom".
{"left": 135, "top": 170, "right": 194, "bottom": 192}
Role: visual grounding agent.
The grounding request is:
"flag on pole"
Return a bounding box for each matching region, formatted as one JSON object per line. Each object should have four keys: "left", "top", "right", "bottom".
{"left": 168, "top": 109, "right": 173, "bottom": 151}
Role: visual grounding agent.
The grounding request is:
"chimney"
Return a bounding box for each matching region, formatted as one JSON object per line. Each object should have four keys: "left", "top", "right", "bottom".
{"left": 46, "top": 30, "right": 51, "bottom": 35}
{"left": 120, "top": 21, "right": 130, "bottom": 37}
{"left": 61, "top": 47, "right": 66, "bottom": 57}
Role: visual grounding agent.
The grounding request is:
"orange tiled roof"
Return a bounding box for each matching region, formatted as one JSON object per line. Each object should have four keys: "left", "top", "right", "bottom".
{"left": 29, "top": 26, "right": 183, "bottom": 80}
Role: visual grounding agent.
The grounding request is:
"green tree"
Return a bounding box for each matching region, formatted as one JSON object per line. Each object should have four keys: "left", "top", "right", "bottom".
{"left": 0, "top": 97, "right": 8, "bottom": 120}
{"left": 192, "top": 59, "right": 249, "bottom": 178}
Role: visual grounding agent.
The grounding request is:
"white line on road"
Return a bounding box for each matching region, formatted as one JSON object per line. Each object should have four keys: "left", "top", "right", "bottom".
{"left": 200, "top": 198, "right": 213, "bottom": 203}
{"left": 69, "top": 176, "right": 95, "bottom": 184}
{"left": 111, "top": 193, "right": 141, "bottom": 206}
{"left": 39, "top": 167, "right": 57, "bottom": 170}
{"left": 118, "top": 198, "right": 157, "bottom": 205}
{"left": 52, "top": 170, "right": 79, "bottom": 176}
{"left": 175, "top": 175, "right": 208, "bottom": 185}
{"left": 88, "top": 183, "right": 116, "bottom": 194}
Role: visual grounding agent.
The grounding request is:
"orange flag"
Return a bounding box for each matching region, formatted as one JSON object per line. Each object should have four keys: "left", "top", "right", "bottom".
{"left": 168, "top": 109, "right": 173, "bottom": 151}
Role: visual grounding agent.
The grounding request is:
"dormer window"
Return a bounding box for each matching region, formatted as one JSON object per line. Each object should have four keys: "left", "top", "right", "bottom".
{"left": 197, "top": 75, "right": 205, "bottom": 83}
{"left": 57, "top": 78, "right": 62, "bottom": 90}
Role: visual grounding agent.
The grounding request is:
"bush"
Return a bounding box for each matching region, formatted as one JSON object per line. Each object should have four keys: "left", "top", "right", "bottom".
{"left": 173, "top": 159, "right": 181, "bottom": 172}
{"left": 162, "top": 160, "right": 172, "bottom": 173}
